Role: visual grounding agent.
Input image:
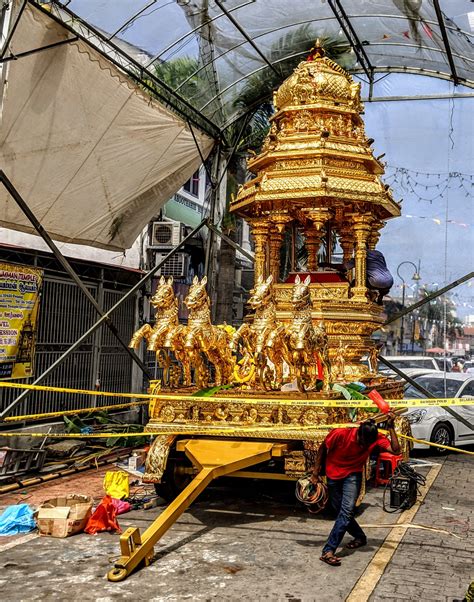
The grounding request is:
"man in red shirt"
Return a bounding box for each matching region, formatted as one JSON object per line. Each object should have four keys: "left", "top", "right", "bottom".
{"left": 312, "top": 415, "right": 400, "bottom": 566}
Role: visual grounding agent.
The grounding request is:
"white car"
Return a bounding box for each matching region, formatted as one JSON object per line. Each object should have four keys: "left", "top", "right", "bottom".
{"left": 387, "top": 355, "right": 452, "bottom": 372}
{"left": 404, "top": 373, "right": 474, "bottom": 452}
{"left": 463, "top": 361, "right": 474, "bottom": 374}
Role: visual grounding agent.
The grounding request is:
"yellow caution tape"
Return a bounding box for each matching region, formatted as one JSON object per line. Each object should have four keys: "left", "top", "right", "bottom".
{"left": 3, "top": 400, "right": 149, "bottom": 423}
{"left": 0, "top": 381, "right": 152, "bottom": 400}
{"left": 0, "top": 424, "right": 354, "bottom": 438}
{"left": 2, "top": 426, "right": 474, "bottom": 456}
{"left": 0, "top": 381, "right": 473, "bottom": 413}
{"left": 396, "top": 432, "right": 474, "bottom": 456}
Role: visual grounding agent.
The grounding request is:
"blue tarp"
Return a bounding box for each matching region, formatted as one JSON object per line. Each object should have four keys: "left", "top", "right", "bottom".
{"left": 0, "top": 504, "right": 36, "bottom": 536}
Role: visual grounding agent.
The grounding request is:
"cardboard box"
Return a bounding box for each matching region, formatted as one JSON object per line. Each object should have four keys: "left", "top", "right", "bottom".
{"left": 36, "top": 494, "right": 93, "bottom": 538}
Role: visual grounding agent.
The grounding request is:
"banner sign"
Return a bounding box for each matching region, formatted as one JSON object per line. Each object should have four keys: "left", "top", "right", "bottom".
{"left": 0, "top": 262, "right": 43, "bottom": 379}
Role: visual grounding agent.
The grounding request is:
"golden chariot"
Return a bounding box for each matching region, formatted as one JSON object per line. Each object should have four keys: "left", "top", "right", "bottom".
{"left": 108, "top": 44, "right": 410, "bottom": 581}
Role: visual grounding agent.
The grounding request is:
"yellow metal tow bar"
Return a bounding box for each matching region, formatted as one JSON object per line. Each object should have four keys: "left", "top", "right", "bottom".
{"left": 107, "top": 439, "right": 277, "bottom": 582}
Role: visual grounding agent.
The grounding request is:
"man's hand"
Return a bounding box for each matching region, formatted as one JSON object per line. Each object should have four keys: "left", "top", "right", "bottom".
{"left": 385, "top": 411, "right": 397, "bottom": 428}
{"left": 310, "top": 472, "right": 320, "bottom": 485}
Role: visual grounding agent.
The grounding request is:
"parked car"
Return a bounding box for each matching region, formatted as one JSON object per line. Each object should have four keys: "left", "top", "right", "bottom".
{"left": 463, "top": 361, "right": 474, "bottom": 374}
{"left": 386, "top": 355, "right": 452, "bottom": 372}
{"left": 404, "top": 373, "right": 474, "bottom": 452}
{"left": 395, "top": 367, "right": 439, "bottom": 382}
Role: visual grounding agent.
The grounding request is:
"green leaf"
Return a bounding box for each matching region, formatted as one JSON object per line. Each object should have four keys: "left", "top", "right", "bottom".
{"left": 192, "top": 383, "right": 236, "bottom": 397}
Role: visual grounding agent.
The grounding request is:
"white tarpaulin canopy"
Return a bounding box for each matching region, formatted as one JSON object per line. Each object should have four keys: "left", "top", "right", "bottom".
{"left": 0, "top": 2, "right": 214, "bottom": 251}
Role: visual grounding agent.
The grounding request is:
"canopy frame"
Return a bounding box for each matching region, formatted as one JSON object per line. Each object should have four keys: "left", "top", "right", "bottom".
{"left": 327, "top": 0, "right": 374, "bottom": 83}
{"left": 23, "top": 0, "right": 474, "bottom": 134}
{"left": 433, "top": 0, "right": 459, "bottom": 85}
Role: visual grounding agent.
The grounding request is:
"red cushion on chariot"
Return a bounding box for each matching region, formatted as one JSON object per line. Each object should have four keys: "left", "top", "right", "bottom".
{"left": 285, "top": 272, "right": 344, "bottom": 284}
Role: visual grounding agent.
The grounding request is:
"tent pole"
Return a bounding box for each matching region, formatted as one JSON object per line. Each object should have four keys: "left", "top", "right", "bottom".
{"left": 0, "top": 170, "right": 150, "bottom": 379}
{"left": 0, "top": 172, "right": 206, "bottom": 417}
{"left": 0, "top": 0, "right": 27, "bottom": 59}
{"left": 378, "top": 355, "right": 473, "bottom": 432}
{"left": 206, "top": 220, "right": 254, "bottom": 263}
{"left": 384, "top": 271, "right": 473, "bottom": 326}
{"left": 204, "top": 147, "right": 221, "bottom": 279}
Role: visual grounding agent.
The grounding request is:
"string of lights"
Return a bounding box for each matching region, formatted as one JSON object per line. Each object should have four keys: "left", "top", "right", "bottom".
{"left": 384, "top": 165, "right": 474, "bottom": 204}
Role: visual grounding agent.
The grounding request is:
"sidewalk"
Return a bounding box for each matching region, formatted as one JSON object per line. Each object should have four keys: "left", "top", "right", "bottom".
{"left": 0, "top": 453, "right": 471, "bottom": 601}
{"left": 370, "top": 453, "right": 473, "bottom": 602}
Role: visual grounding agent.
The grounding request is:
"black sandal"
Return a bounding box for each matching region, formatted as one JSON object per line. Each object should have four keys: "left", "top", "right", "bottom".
{"left": 346, "top": 539, "right": 367, "bottom": 550}
{"left": 320, "top": 553, "right": 341, "bottom": 566}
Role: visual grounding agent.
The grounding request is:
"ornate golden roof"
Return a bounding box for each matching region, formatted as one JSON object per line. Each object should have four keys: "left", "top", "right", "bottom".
{"left": 230, "top": 43, "right": 400, "bottom": 223}
{"left": 274, "top": 46, "right": 361, "bottom": 113}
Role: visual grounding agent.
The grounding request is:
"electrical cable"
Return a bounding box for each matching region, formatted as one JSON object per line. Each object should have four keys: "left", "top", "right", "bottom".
{"left": 295, "top": 474, "right": 328, "bottom": 514}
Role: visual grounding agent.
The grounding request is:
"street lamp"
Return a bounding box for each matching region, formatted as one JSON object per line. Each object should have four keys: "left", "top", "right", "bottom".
{"left": 397, "top": 261, "right": 421, "bottom": 354}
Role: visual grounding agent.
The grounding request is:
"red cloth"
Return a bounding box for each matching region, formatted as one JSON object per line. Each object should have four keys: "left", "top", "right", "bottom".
{"left": 285, "top": 272, "right": 344, "bottom": 284}
{"left": 85, "top": 495, "right": 121, "bottom": 535}
{"left": 324, "top": 427, "right": 390, "bottom": 480}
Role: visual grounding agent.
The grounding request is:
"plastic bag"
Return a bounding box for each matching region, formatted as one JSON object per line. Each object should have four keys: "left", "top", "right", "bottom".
{"left": 103, "top": 470, "right": 129, "bottom": 499}
{"left": 0, "top": 504, "right": 36, "bottom": 536}
{"left": 110, "top": 497, "right": 131, "bottom": 515}
{"left": 84, "top": 495, "right": 121, "bottom": 535}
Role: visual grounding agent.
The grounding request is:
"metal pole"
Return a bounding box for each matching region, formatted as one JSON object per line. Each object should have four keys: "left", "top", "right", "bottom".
{"left": 400, "top": 281, "right": 405, "bottom": 354}
{"left": 378, "top": 355, "right": 473, "bottom": 432}
{"left": 0, "top": 0, "right": 27, "bottom": 59}
{"left": 0, "top": 36, "right": 78, "bottom": 63}
{"left": 204, "top": 148, "right": 221, "bottom": 280}
{"left": 396, "top": 261, "right": 419, "bottom": 353}
{"left": 385, "top": 271, "right": 474, "bottom": 327}
{"left": 0, "top": 170, "right": 151, "bottom": 375}
{"left": 0, "top": 219, "right": 208, "bottom": 419}
{"left": 213, "top": 0, "right": 279, "bottom": 77}
{"left": 433, "top": 0, "right": 459, "bottom": 85}
{"left": 206, "top": 220, "right": 254, "bottom": 263}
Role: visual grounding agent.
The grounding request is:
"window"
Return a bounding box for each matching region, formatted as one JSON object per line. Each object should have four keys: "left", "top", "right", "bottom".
{"left": 460, "top": 380, "right": 474, "bottom": 397}
{"left": 183, "top": 170, "right": 200, "bottom": 197}
{"left": 404, "top": 377, "right": 461, "bottom": 399}
{"left": 392, "top": 359, "right": 435, "bottom": 370}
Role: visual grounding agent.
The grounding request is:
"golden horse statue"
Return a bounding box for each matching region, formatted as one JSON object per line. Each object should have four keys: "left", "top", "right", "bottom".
{"left": 286, "top": 275, "right": 331, "bottom": 392}
{"left": 129, "top": 276, "right": 179, "bottom": 384}
{"left": 170, "top": 276, "right": 233, "bottom": 388}
{"left": 232, "top": 275, "right": 289, "bottom": 390}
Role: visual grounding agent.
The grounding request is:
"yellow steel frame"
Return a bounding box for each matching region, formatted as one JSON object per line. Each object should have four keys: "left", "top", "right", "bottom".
{"left": 107, "top": 438, "right": 287, "bottom": 582}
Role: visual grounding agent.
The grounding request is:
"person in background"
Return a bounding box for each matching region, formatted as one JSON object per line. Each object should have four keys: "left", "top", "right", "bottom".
{"left": 312, "top": 415, "right": 400, "bottom": 567}
{"left": 344, "top": 249, "right": 394, "bottom": 305}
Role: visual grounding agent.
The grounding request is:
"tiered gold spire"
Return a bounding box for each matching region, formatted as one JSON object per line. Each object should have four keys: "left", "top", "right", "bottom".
{"left": 231, "top": 41, "right": 399, "bottom": 221}
{"left": 230, "top": 42, "right": 401, "bottom": 378}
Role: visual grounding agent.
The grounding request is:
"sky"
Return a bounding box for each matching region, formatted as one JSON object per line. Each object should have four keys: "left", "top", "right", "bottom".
{"left": 359, "top": 74, "right": 474, "bottom": 318}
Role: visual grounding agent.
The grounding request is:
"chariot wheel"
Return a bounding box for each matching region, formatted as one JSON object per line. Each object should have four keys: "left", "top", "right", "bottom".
{"left": 154, "top": 455, "right": 193, "bottom": 501}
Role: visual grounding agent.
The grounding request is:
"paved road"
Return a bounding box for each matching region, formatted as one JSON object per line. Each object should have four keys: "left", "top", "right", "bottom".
{"left": 0, "top": 453, "right": 472, "bottom": 601}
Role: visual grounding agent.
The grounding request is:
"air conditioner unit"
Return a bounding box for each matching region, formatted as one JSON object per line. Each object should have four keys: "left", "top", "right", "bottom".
{"left": 155, "top": 252, "right": 189, "bottom": 278}
{"left": 150, "top": 221, "right": 184, "bottom": 248}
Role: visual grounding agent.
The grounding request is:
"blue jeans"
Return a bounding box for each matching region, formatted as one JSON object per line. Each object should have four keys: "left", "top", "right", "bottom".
{"left": 322, "top": 472, "right": 366, "bottom": 555}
